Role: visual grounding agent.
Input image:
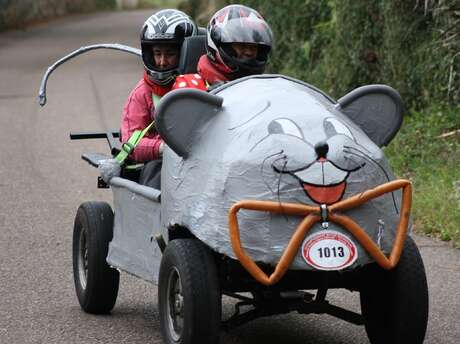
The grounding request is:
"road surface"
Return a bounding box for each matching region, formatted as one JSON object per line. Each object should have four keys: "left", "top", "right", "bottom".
{"left": 0, "top": 9, "right": 458, "bottom": 344}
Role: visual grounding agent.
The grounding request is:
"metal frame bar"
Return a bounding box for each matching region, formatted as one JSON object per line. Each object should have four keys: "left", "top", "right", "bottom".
{"left": 70, "top": 130, "right": 121, "bottom": 156}
{"left": 222, "top": 290, "right": 363, "bottom": 330}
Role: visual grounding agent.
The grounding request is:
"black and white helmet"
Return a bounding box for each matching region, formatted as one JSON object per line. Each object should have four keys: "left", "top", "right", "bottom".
{"left": 141, "top": 9, "right": 197, "bottom": 85}
{"left": 206, "top": 5, "right": 273, "bottom": 79}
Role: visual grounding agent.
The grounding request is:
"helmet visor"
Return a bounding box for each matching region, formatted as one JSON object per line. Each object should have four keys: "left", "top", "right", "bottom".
{"left": 218, "top": 16, "right": 273, "bottom": 47}
{"left": 142, "top": 42, "right": 180, "bottom": 71}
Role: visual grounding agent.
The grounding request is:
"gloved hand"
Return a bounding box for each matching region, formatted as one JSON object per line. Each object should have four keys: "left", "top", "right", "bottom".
{"left": 98, "top": 158, "right": 121, "bottom": 183}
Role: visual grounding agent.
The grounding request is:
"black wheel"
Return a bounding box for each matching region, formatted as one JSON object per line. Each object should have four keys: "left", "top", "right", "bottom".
{"left": 72, "top": 201, "right": 119, "bottom": 314}
{"left": 360, "top": 236, "right": 429, "bottom": 344}
{"left": 159, "top": 239, "right": 221, "bottom": 344}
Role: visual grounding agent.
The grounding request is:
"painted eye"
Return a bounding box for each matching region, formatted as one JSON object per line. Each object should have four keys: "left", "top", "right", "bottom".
{"left": 268, "top": 118, "right": 304, "bottom": 139}
{"left": 324, "top": 118, "right": 354, "bottom": 139}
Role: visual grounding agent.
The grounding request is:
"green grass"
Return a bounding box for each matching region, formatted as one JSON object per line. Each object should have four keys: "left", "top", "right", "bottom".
{"left": 384, "top": 105, "right": 460, "bottom": 247}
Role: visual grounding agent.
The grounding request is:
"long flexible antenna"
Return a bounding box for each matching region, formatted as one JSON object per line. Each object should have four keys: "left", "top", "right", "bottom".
{"left": 38, "top": 43, "right": 141, "bottom": 106}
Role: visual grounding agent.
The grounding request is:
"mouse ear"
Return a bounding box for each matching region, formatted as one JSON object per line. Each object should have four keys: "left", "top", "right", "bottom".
{"left": 155, "top": 89, "right": 223, "bottom": 158}
{"left": 336, "top": 85, "right": 405, "bottom": 147}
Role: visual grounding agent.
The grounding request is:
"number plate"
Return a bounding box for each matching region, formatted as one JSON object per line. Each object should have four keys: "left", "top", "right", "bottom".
{"left": 302, "top": 230, "right": 358, "bottom": 270}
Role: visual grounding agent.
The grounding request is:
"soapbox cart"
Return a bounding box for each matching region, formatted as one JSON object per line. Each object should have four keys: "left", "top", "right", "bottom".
{"left": 38, "top": 37, "right": 429, "bottom": 344}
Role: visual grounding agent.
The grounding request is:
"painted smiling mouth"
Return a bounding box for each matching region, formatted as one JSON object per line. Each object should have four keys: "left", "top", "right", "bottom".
{"left": 291, "top": 160, "right": 351, "bottom": 205}
{"left": 302, "top": 182, "right": 346, "bottom": 205}
{"left": 274, "top": 156, "right": 363, "bottom": 205}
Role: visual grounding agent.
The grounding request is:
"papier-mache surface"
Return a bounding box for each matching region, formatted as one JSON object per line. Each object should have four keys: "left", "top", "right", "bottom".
{"left": 160, "top": 76, "right": 405, "bottom": 270}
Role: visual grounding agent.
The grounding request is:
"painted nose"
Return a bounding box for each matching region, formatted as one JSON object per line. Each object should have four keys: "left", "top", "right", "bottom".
{"left": 315, "top": 141, "right": 329, "bottom": 159}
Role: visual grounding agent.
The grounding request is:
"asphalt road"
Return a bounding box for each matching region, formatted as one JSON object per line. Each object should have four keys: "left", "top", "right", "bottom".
{"left": 0, "top": 9, "right": 459, "bottom": 344}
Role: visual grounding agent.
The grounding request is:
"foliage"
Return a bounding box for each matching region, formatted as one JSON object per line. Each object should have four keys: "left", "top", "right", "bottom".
{"left": 223, "top": 0, "right": 459, "bottom": 108}
{"left": 385, "top": 106, "right": 460, "bottom": 247}
{"left": 0, "top": 0, "right": 117, "bottom": 31}
{"left": 178, "top": 0, "right": 225, "bottom": 25}
{"left": 94, "top": 0, "right": 116, "bottom": 9}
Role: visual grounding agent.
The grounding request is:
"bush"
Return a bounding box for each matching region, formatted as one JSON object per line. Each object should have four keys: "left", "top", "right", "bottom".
{"left": 0, "top": 0, "right": 117, "bottom": 31}
{"left": 223, "top": 0, "right": 458, "bottom": 108}
{"left": 385, "top": 106, "right": 460, "bottom": 246}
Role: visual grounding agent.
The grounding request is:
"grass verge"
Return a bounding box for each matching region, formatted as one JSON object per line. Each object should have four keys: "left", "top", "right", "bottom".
{"left": 384, "top": 105, "right": 460, "bottom": 247}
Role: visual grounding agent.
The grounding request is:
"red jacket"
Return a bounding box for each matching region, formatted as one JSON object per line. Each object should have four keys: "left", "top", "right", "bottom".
{"left": 169, "top": 55, "right": 229, "bottom": 91}
{"left": 120, "top": 73, "right": 171, "bottom": 162}
{"left": 197, "top": 55, "right": 231, "bottom": 84}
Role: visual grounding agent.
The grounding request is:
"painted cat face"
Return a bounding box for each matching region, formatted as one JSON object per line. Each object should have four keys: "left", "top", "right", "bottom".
{"left": 261, "top": 117, "right": 365, "bottom": 204}
{"left": 156, "top": 75, "right": 403, "bottom": 207}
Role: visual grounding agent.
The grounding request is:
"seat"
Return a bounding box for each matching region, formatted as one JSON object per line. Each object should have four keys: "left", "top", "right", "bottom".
{"left": 121, "top": 34, "right": 207, "bottom": 186}
{"left": 178, "top": 35, "right": 207, "bottom": 75}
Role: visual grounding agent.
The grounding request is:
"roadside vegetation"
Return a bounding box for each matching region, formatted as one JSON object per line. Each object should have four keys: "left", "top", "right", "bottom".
{"left": 385, "top": 106, "right": 459, "bottom": 247}
{"left": 385, "top": 106, "right": 460, "bottom": 248}
{"left": 0, "top": 0, "right": 116, "bottom": 31}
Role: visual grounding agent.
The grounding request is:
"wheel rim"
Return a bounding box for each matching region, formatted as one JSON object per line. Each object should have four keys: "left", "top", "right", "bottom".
{"left": 166, "top": 267, "right": 184, "bottom": 341}
{"left": 77, "top": 226, "right": 88, "bottom": 290}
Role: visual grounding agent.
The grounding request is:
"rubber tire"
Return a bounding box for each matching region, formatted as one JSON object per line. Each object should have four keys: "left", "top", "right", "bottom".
{"left": 360, "top": 236, "right": 429, "bottom": 344}
{"left": 159, "top": 239, "right": 221, "bottom": 344}
{"left": 72, "top": 201, "right": 119, "bottom": 314}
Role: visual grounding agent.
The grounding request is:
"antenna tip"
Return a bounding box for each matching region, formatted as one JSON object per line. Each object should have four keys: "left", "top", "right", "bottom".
{"left": 38, "top": 94, "right": 46, "bottom": 106}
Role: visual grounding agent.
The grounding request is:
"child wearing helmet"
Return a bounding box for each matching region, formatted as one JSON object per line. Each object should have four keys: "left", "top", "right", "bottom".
{"left": 173, "top": 4, "right": 273, "bottom": 90}
{"left": 199, "top": 4, "right": 273, "bottom": 84}
{"left": 120, "top": 9, "right": 204, "bottom": 163}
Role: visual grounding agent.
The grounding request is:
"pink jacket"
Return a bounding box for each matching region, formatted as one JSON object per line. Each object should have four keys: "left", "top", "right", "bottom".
{"left": 120, "top": 75, "right": 171, "bottom": 162}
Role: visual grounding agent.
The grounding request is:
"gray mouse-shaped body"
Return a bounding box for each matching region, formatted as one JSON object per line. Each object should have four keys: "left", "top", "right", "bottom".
{"left": 156, "top": 75, "right": 406, "bottom": 271}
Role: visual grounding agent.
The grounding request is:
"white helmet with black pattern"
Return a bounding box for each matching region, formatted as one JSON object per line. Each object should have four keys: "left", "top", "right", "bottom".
{"left": 141, "top": 9, "right": 197, "bottom": 85}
